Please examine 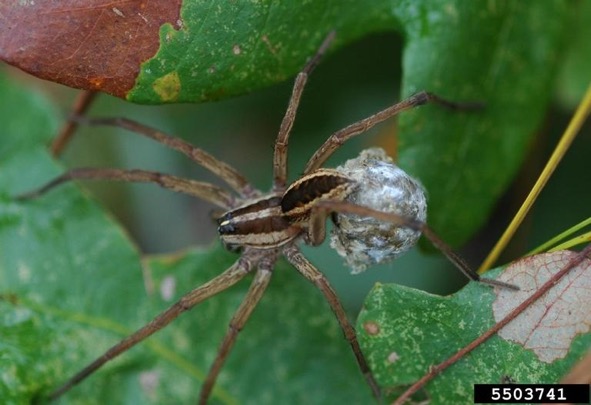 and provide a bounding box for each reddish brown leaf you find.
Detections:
[493,251,591,363]
[0,0,181,98]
